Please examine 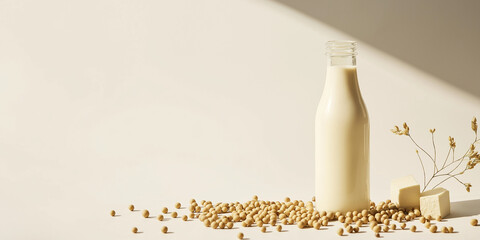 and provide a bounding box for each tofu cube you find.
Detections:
[420,188,450,218]
[391,175,420,208]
